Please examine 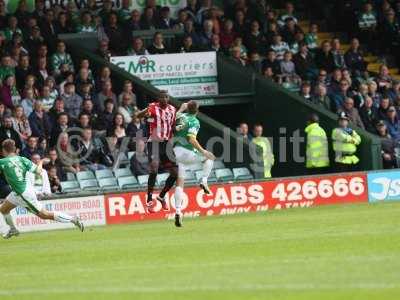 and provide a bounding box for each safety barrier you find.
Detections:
[10,168,400,233]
